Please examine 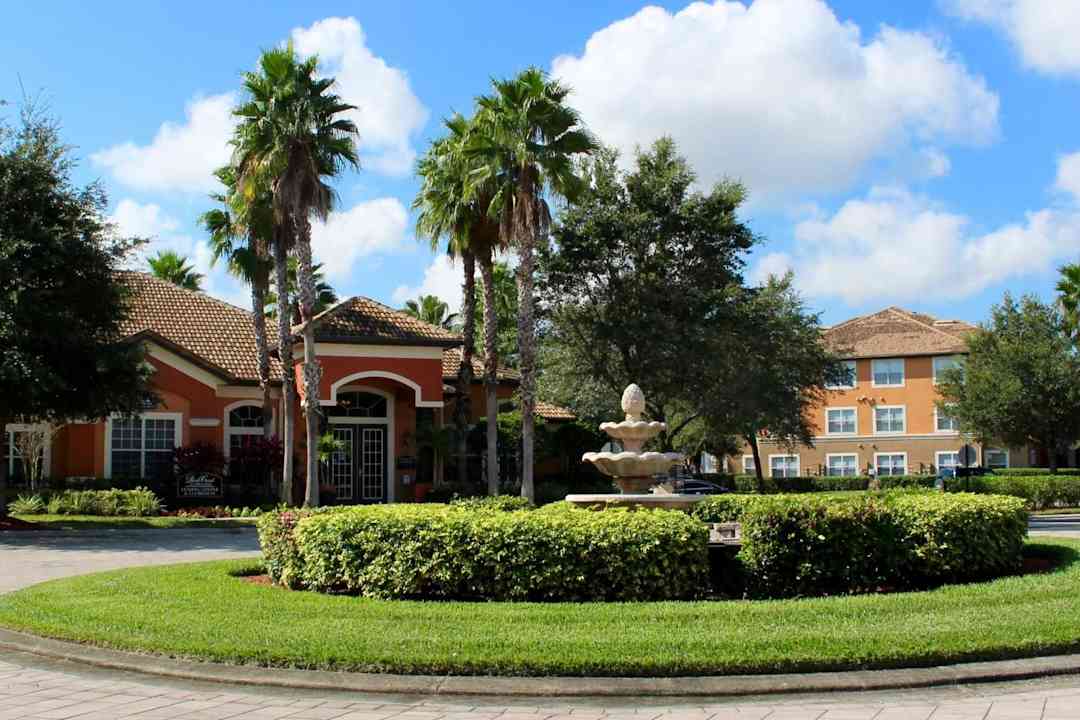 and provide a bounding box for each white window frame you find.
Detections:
[326,385,396,503]
[826,360,857,390]
[741,454,756,474]
[936,449,977,472]
[223,401,277,460]
[3,423,52,482]
[104,412,182,479]
[768,454,800,478]
[874,452,908,477]
[871,358,905,388]
[825,406,858,436]
[932,355,962,385]
[984,448,1010,469]
[825,453,859,477]
[873,405,906,435]
[934,405,960,434]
